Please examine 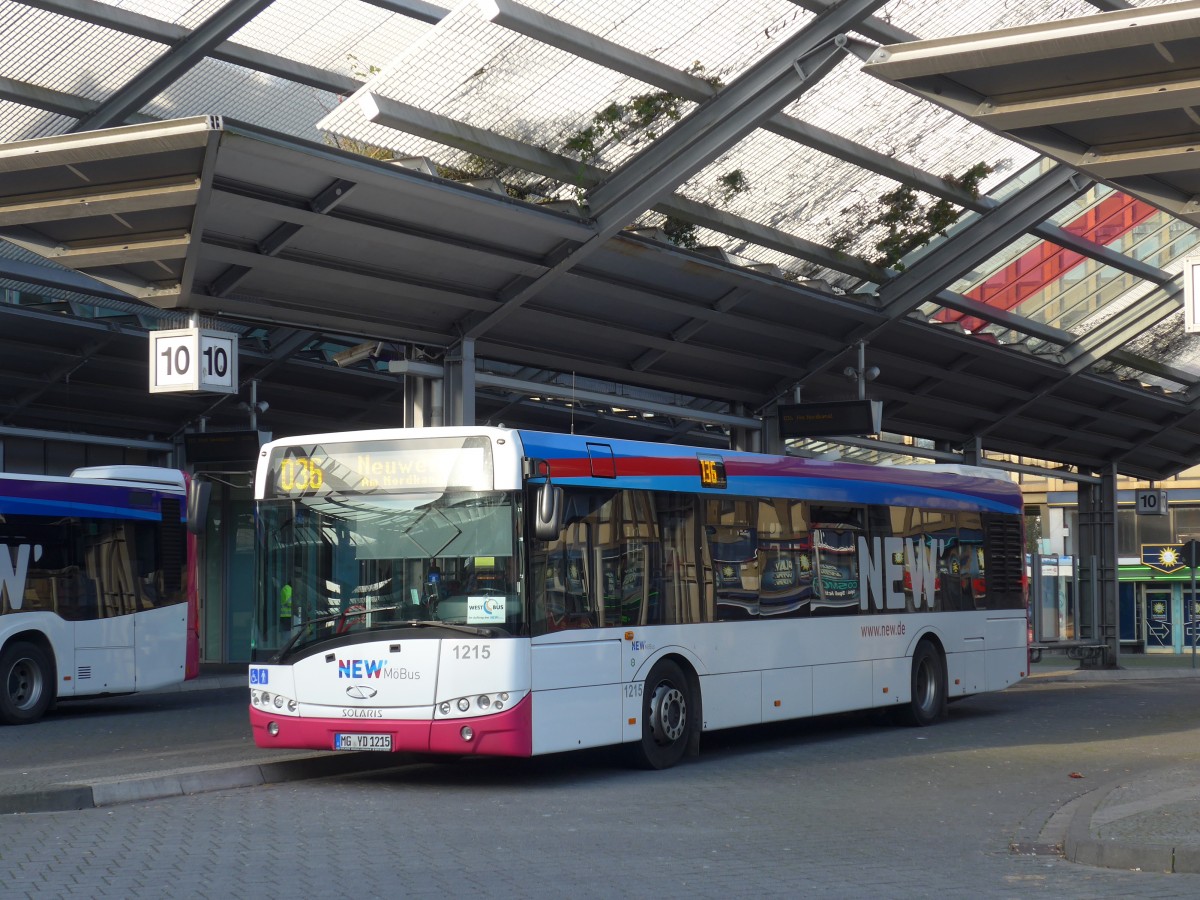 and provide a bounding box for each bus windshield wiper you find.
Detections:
[276,610,495,659]
[398,620,496,637]
[274,604,408,660]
